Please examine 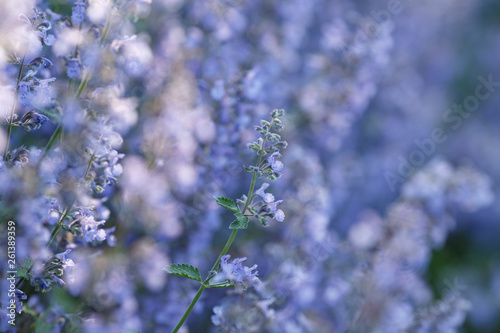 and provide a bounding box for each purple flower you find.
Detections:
[80,215,106,242]
[254,183,285,223]
[211,255,260,289]
[55,250,76,269]
[19,110,49,131]
[52,275,65,286]
[274,209,285,222]
[268,152,283,172]
[18,81,32,106]
[267,199,283,213]
[15,289,27,314]
[256,183,275,203]
[67,58,80,79]
[71,1,86,24]
[211,80,225,100]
